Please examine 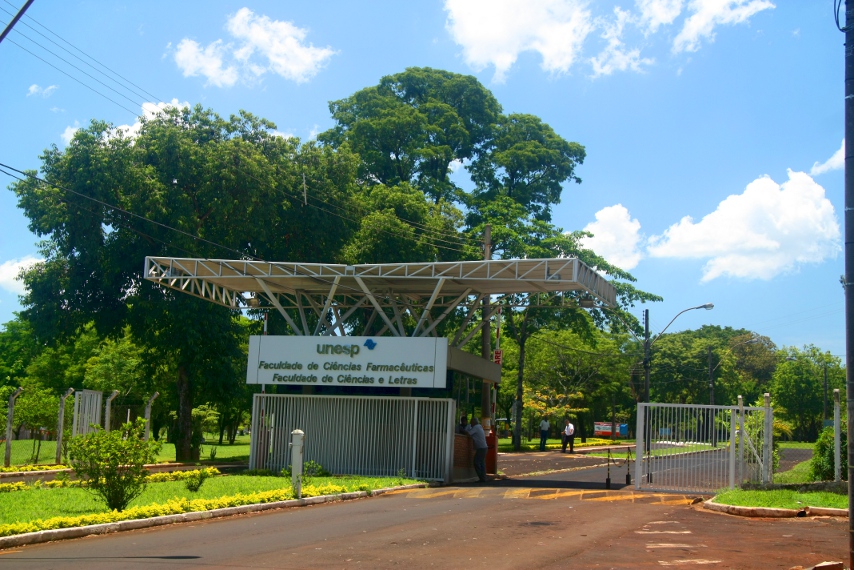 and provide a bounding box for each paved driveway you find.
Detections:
[0,463,845,569]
